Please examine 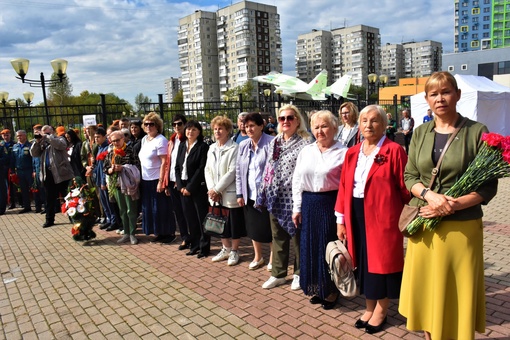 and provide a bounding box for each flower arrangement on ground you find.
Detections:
[406,132,510,235]
[61,177,97,241]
